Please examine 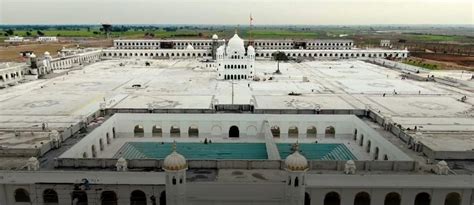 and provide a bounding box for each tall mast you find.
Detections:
[249,13,253,46]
